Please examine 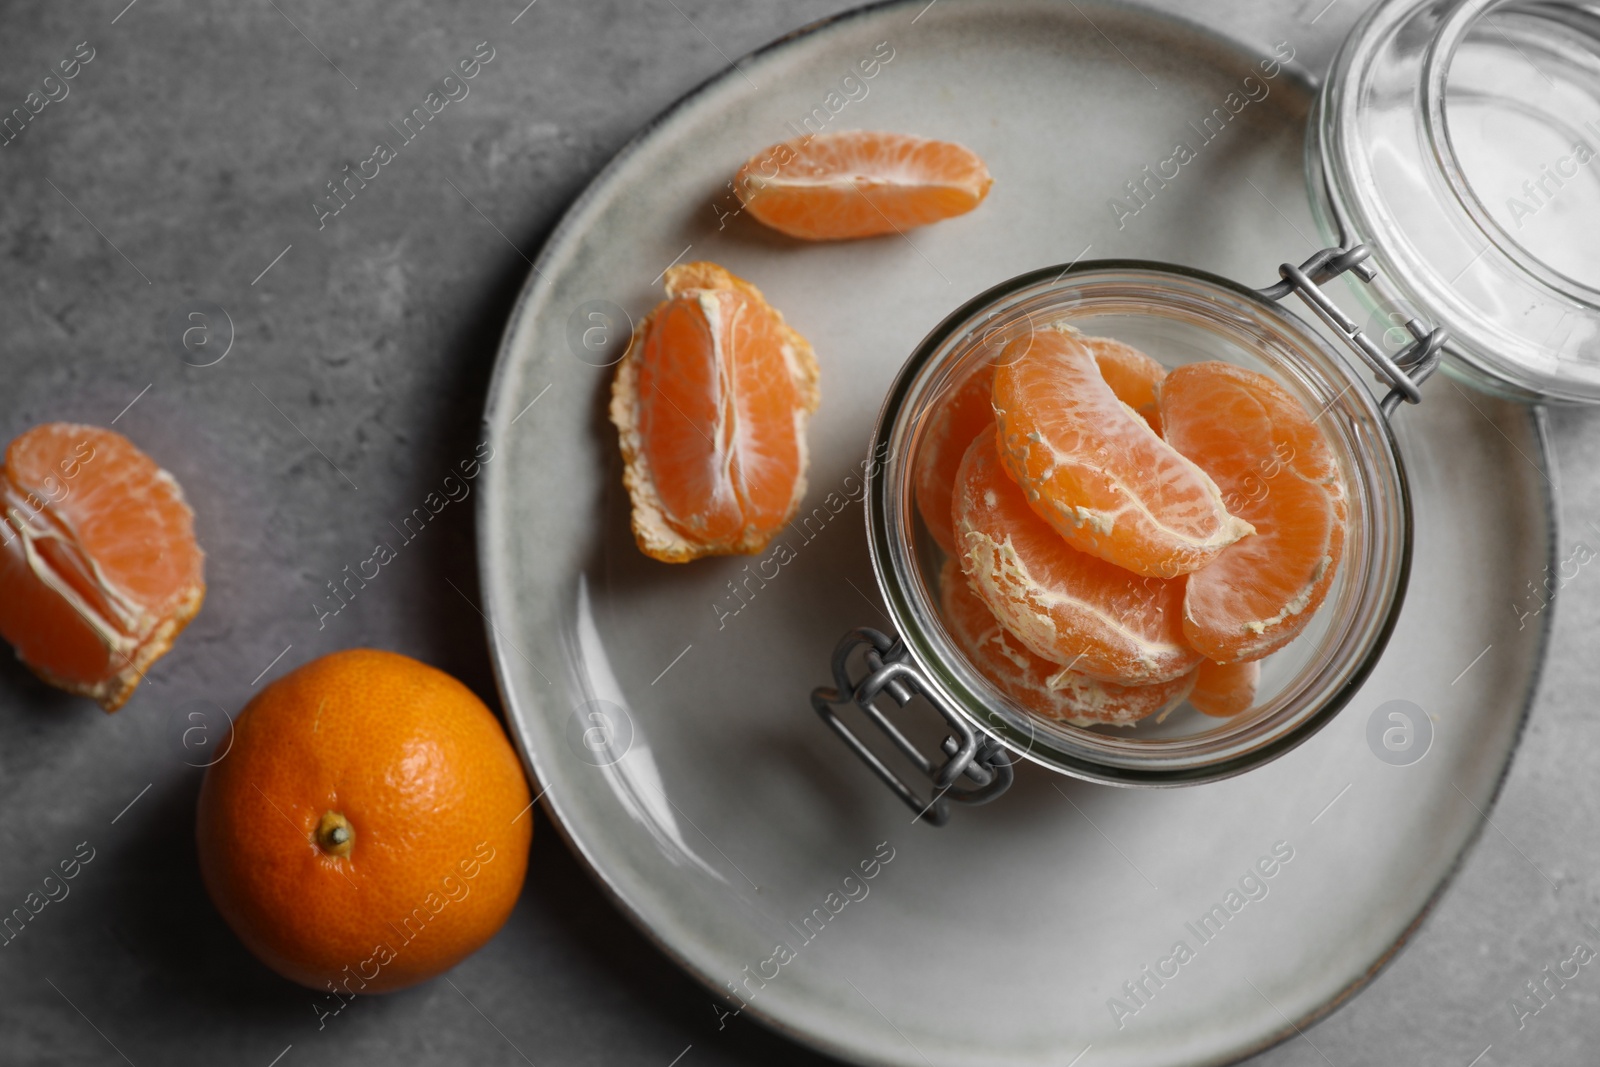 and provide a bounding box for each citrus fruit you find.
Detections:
[1077,333,1166,435]
[734,130,992,240]
[196,649,532,994]
[1189,659,1260,718]
[1158,362,1346,662]
[915,364,999,555]
[992,325,1253,578]
[610,261,819,562]
[915,336,1164,554]
[939,560,1196,727]
[0,423,204,711]
[952,430,1200,685]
